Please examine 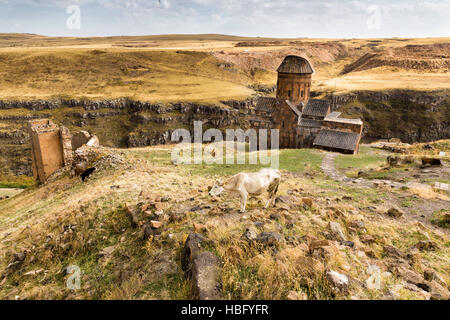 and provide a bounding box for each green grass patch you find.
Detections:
[335,146,386,178]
